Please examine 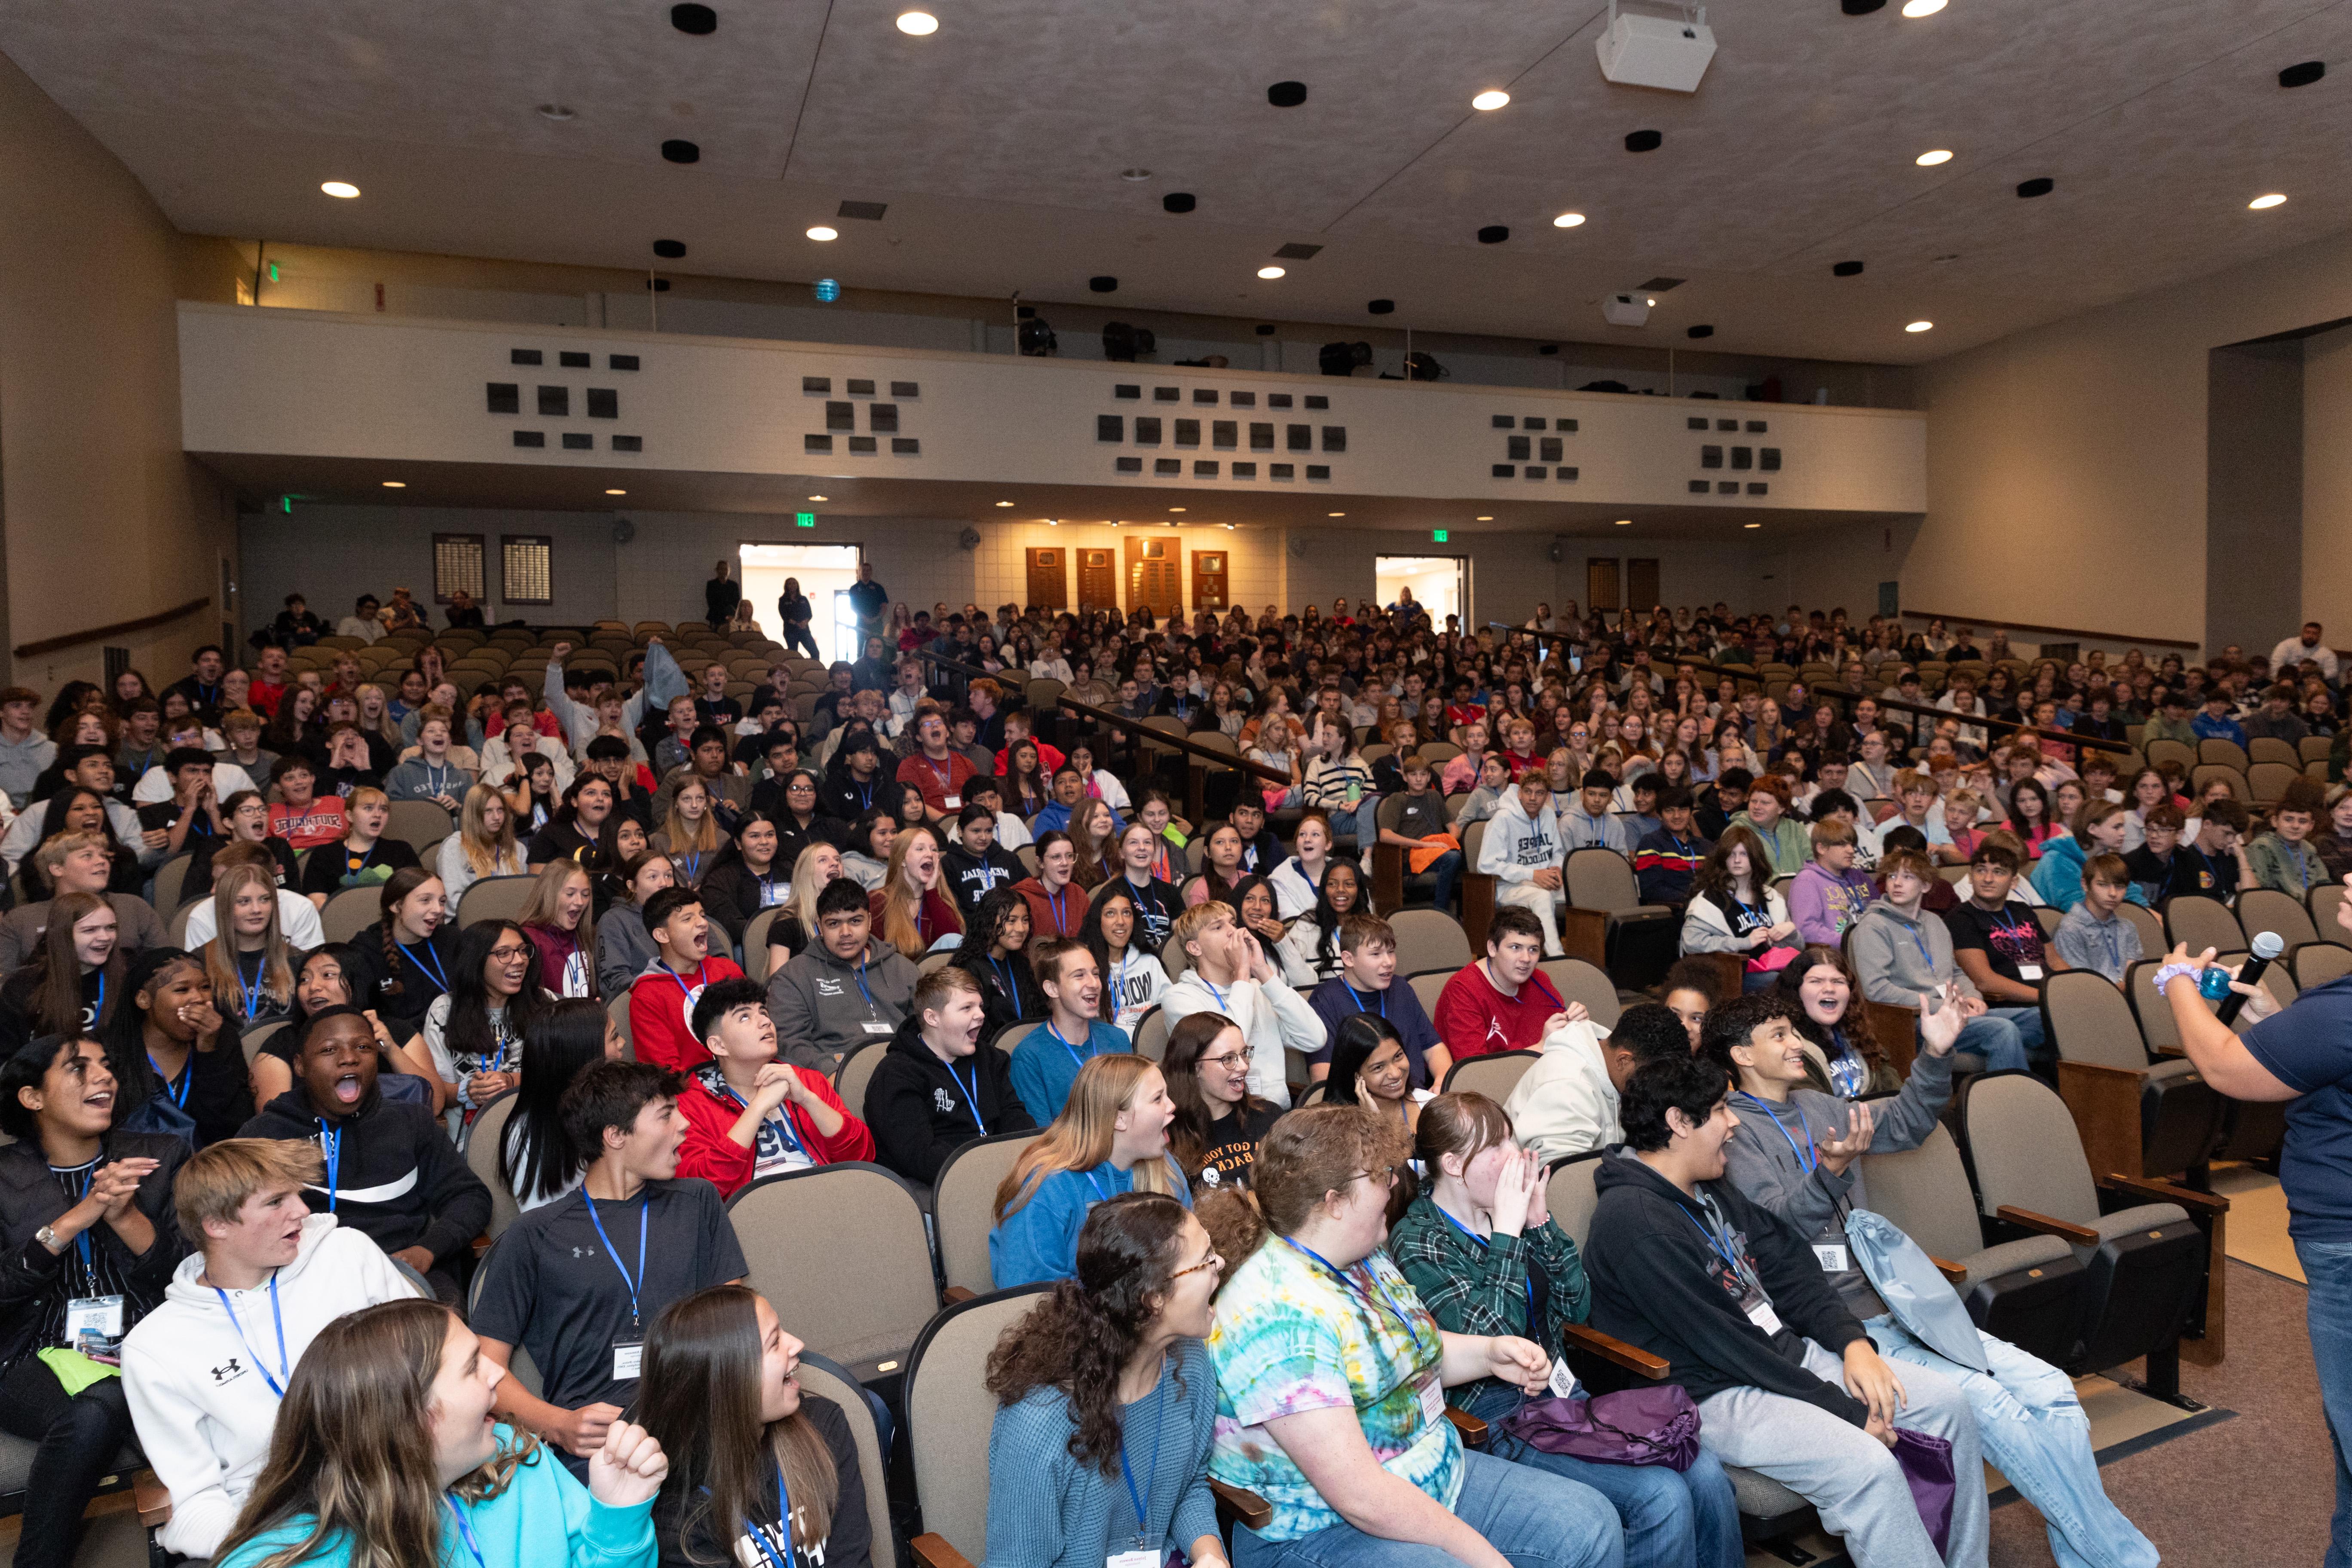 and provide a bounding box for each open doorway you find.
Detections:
[738,543,863,662]
[1375,555,1468,629]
